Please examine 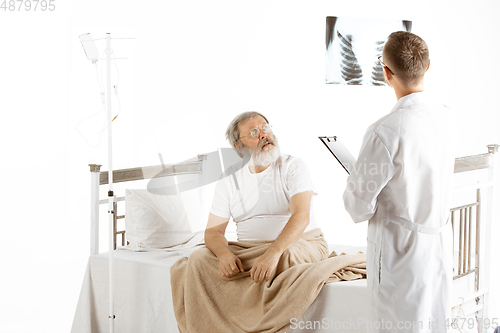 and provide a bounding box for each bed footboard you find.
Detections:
[451,144,498,332]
